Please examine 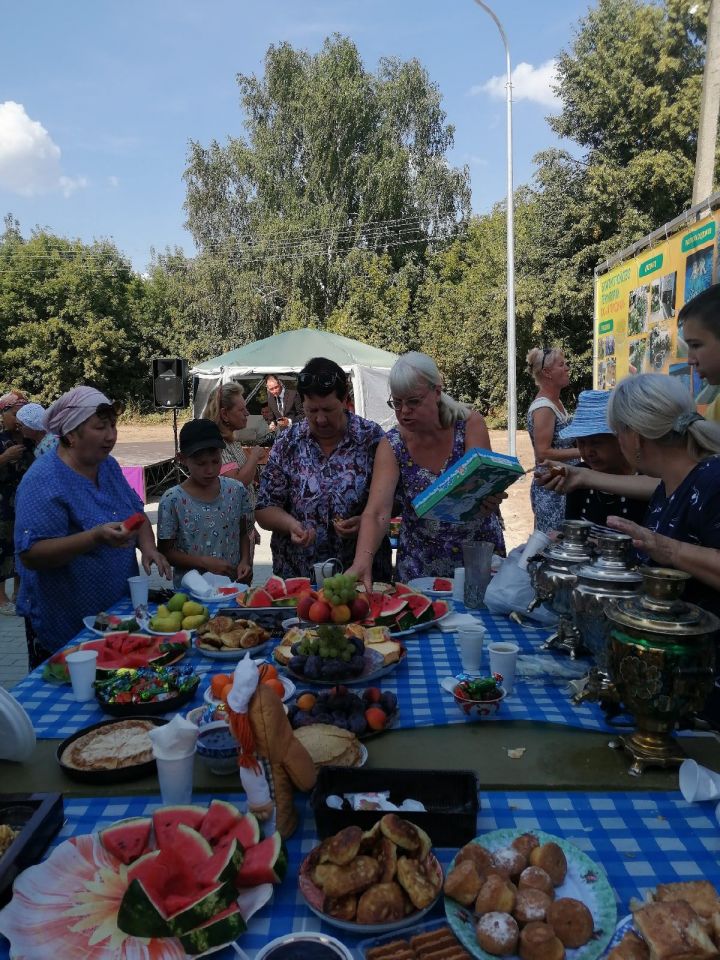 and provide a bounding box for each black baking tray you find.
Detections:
[56,715,168,784]
[218,605,291,635]
[310,767,479,847]
[0,792,64,906]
